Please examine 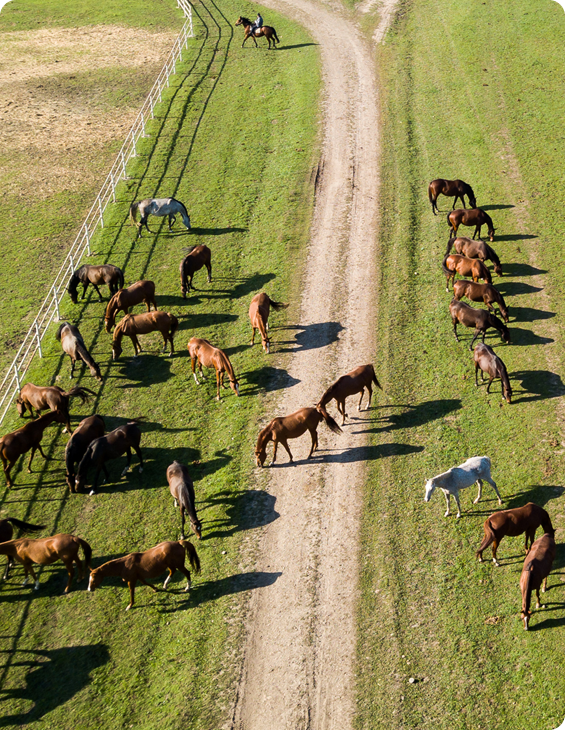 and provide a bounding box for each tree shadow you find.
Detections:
[511,370,565,403]
[509,328,554,347]
[505,485,565,510]
[242,366,301,395]
[351,399,461,435]
[480,204,515,211]
[496,281,542,297]
[201,489,279,539]
[502,263,546,277]
[509,307,555,324]
[277,321,344,352]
